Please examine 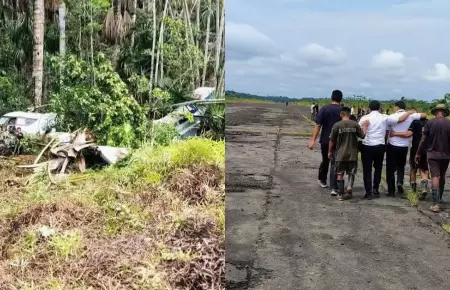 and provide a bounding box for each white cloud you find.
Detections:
[226,22,273,44]
[372,50,405,69]
[226,22,279,60]
[225,0,450,99]
[425,63,450,82]
[298,43,346,65]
